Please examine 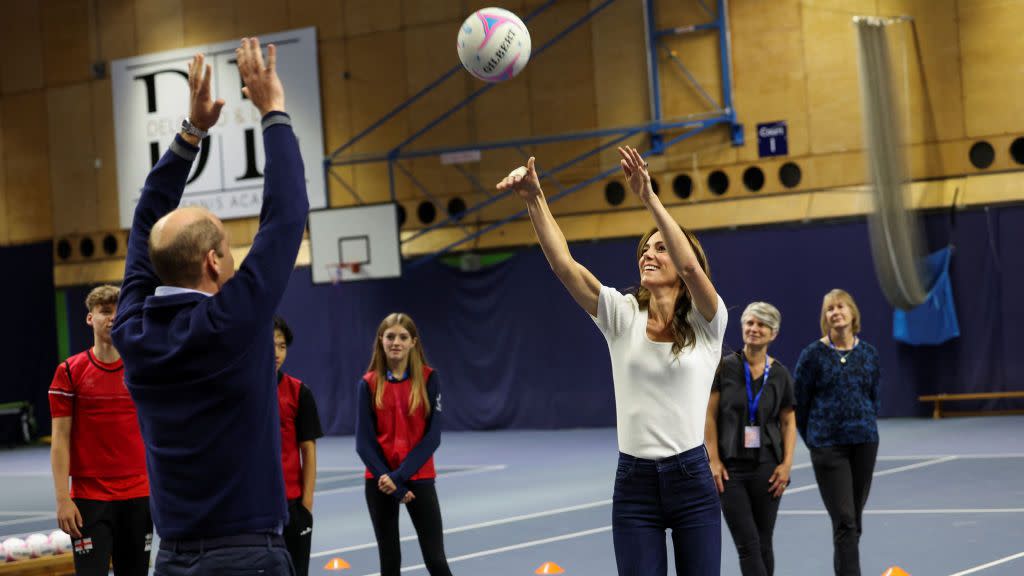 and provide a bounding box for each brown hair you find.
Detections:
[635,226,711,355]
[367,313,430,416]
[85,285,119,311]
[148,217,224,287]
[819,288,862,336]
